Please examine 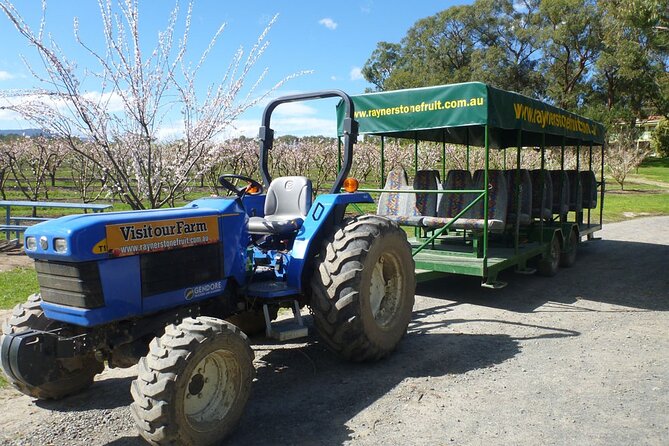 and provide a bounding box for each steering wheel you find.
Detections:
[218,174,264,197]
